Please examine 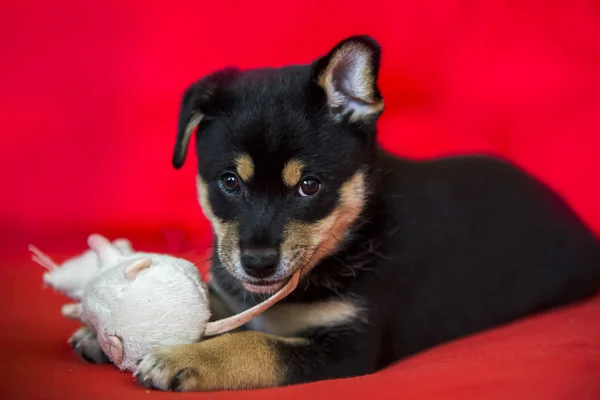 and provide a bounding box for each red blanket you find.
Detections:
[1,242,599,400]
[1,0,599,398]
